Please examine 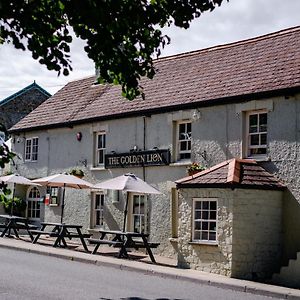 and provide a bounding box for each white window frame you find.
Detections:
[25,137,39,162]
[177,121,192,161]
[192,198,218,244]
[246,110,268,158]
[92,193,105,228]
[131,194,146,234]
[27,187,41,220]
[47,187,60,206]
[95,132,106,166]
